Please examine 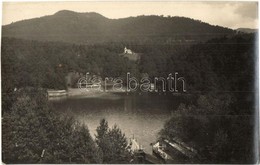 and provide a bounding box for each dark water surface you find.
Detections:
[51,92,191,154]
